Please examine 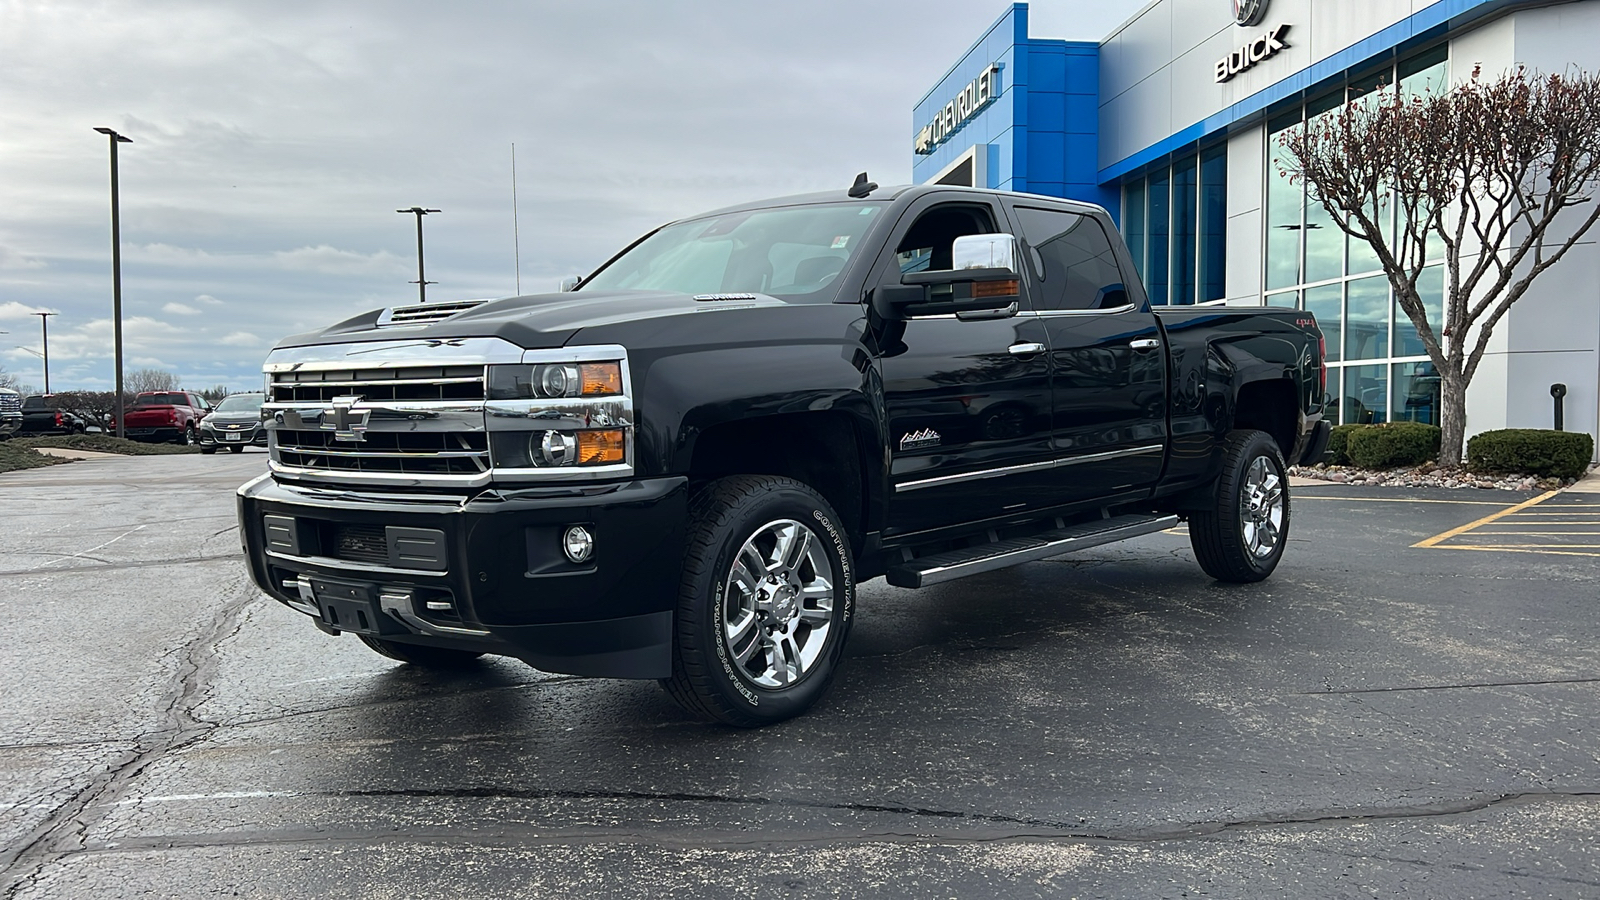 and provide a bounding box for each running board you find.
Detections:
[885,514,1182,589]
